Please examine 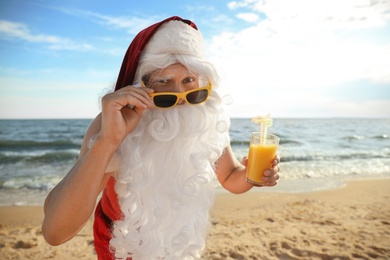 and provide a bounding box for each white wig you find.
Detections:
[134,20,220,87]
